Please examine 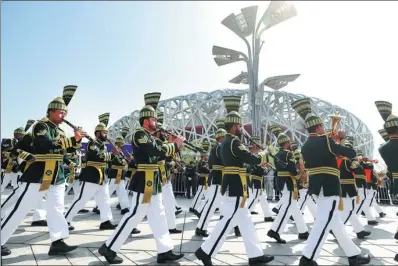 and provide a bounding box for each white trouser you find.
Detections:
[196,187,209,214]
[265,173,275,200]
[108,179,129,210]
[190,185,206,211]
[341,196,365,233]
[302,193,361,261]
[1,183,68,245]
[1,172,19,192]
[65,179,80,195]
[275,194,283,210]
[355,187,366,215]
[197,185,222,230]
[258,190,273,218]
[201,196,264,259]
[363,187,379,221]
[367,188,383,213]
[1,185,48,221]
[298,188,317,217]
[270,186,308,234]
[105,193,173,253]
[162,182,177,230]
[65,181,112,223]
